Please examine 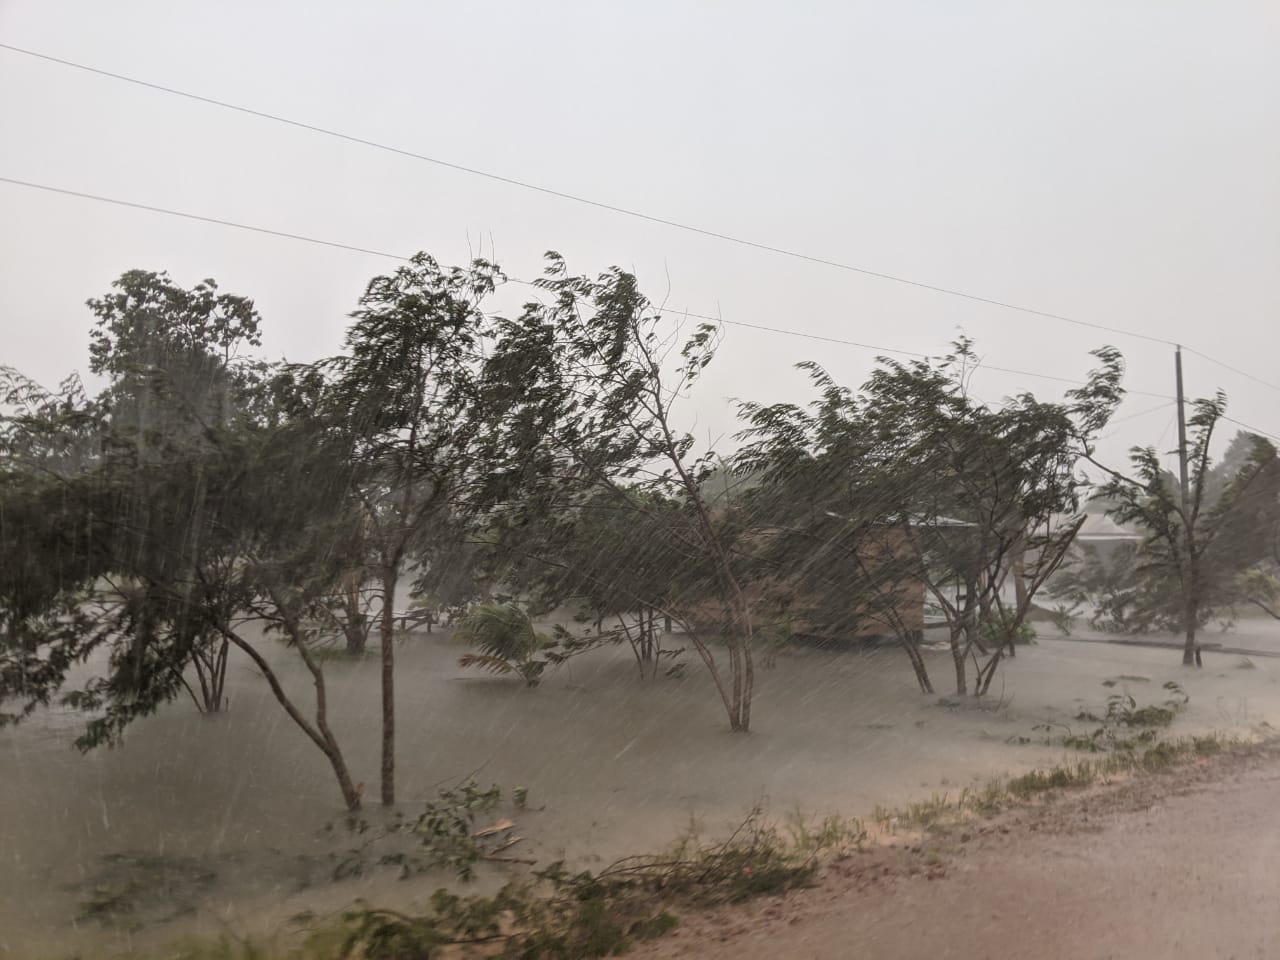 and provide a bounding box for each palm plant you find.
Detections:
[456,603,555,687]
